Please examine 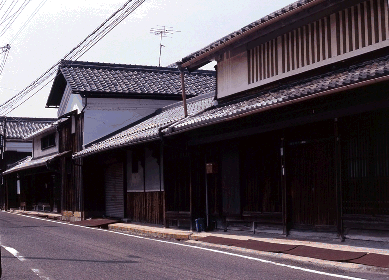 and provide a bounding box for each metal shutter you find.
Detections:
[104,162,124,218]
